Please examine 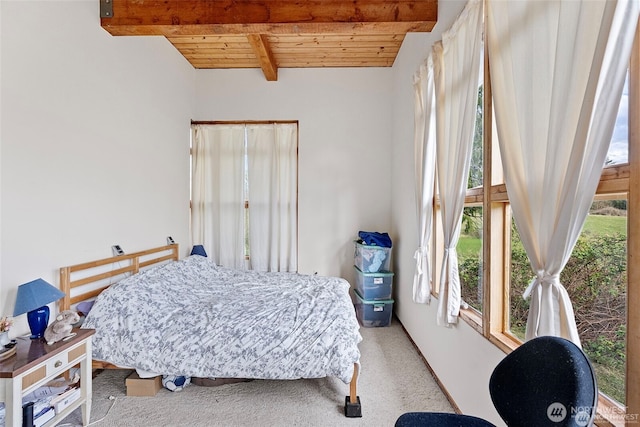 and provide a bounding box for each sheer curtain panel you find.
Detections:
[191,124,246,268]
[433,0,483,327]
[412,55,437,304]
[487,0,639,344]
[246,123,298,272]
